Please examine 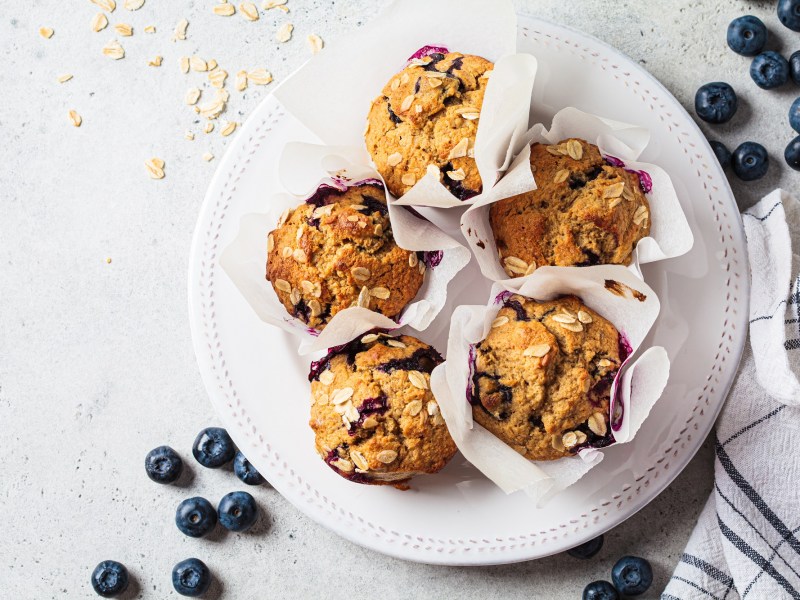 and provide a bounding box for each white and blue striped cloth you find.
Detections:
[663,190,800,599]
